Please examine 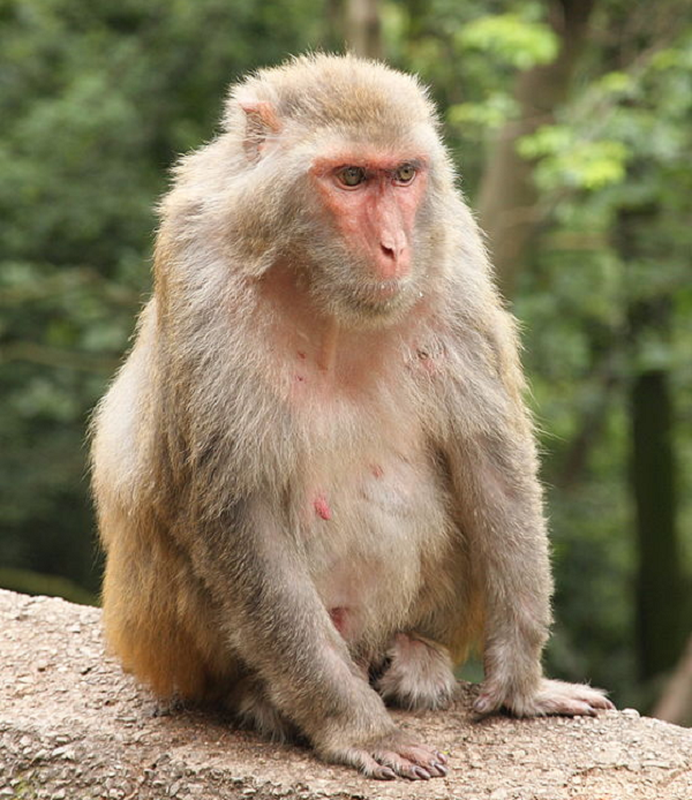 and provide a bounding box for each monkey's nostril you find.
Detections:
[381,244,396,259]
